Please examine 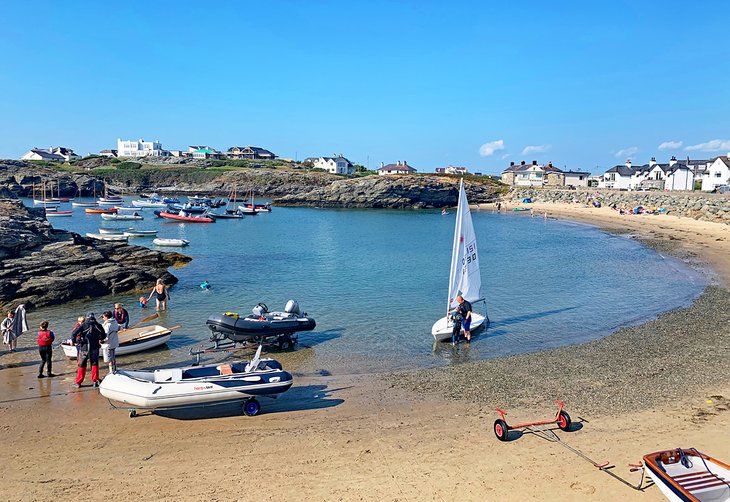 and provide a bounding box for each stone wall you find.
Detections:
[507,188,730,223]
